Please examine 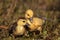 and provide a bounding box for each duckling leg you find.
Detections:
[24,31,30,37]
[37,26,42,34]
[33,27,42,36]
[13,31,23,38]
